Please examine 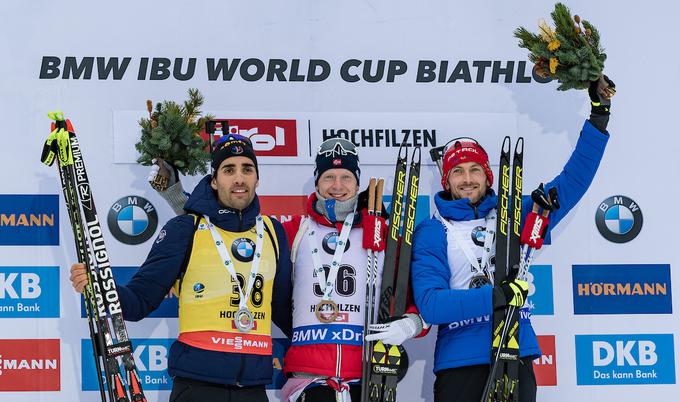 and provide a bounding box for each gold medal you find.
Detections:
[315,300,339,323]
